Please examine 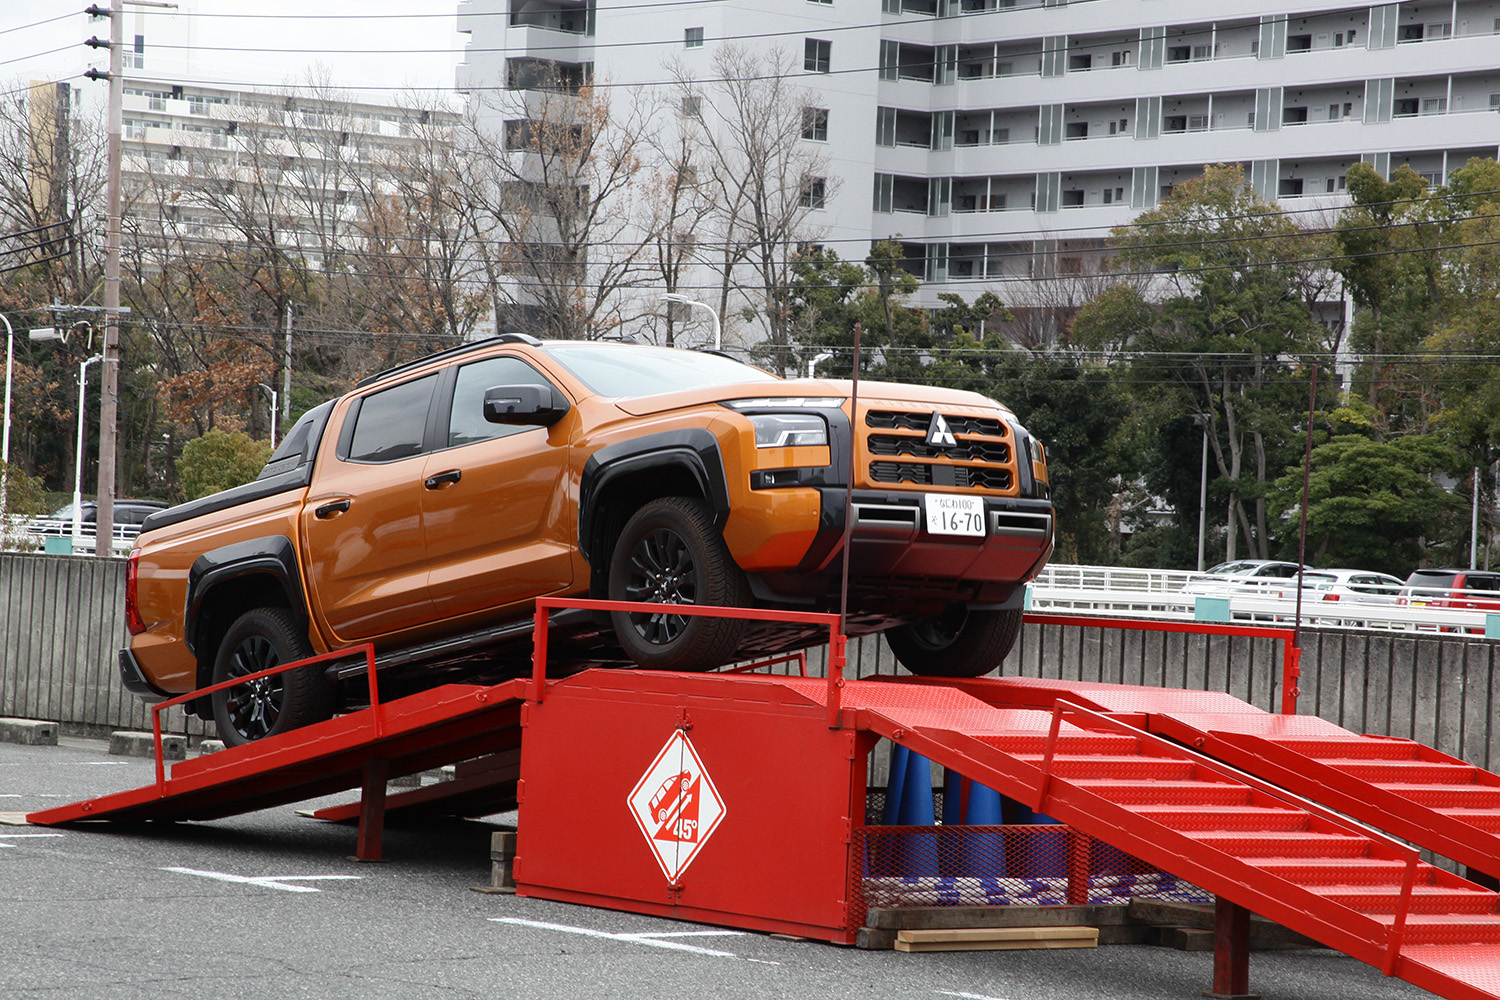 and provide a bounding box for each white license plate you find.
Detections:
[925,494,986,536]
